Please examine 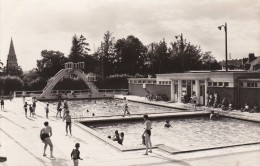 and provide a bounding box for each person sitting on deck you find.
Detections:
[220,98,228,110]
[228,102,233,111]
[164,120,172,128]
[241,103,250,112]
[249,103,259,113]
[112,130,120,141]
